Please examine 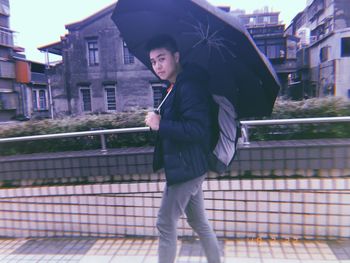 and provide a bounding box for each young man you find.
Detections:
[145,35,221,263]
